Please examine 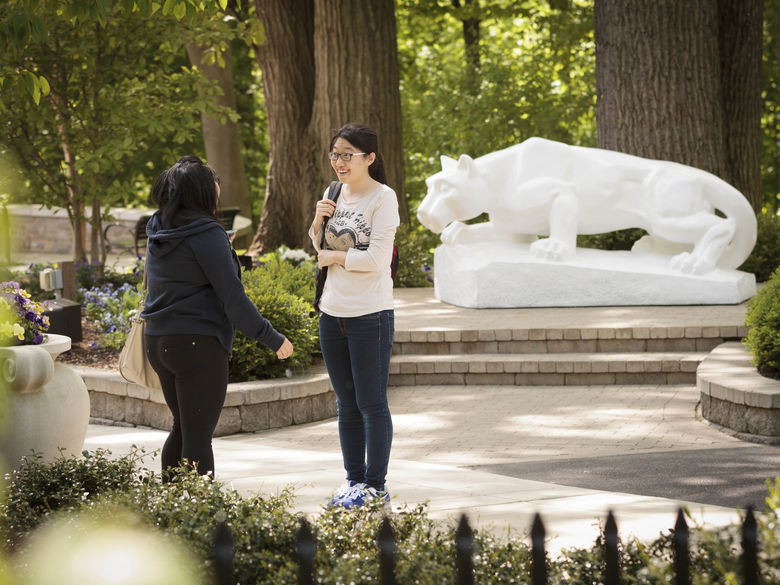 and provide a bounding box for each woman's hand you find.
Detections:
[276,337,294,360]
[314,198,337,224]
[317,250,346,268]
